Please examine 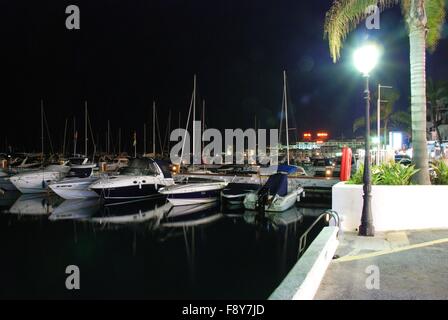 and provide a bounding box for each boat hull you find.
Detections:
[49,179,99,200]
[160,181,228,206]
[9,167,69,194]
[166,190,221,206]
[91,184,165,202]
[243,188,303,212]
